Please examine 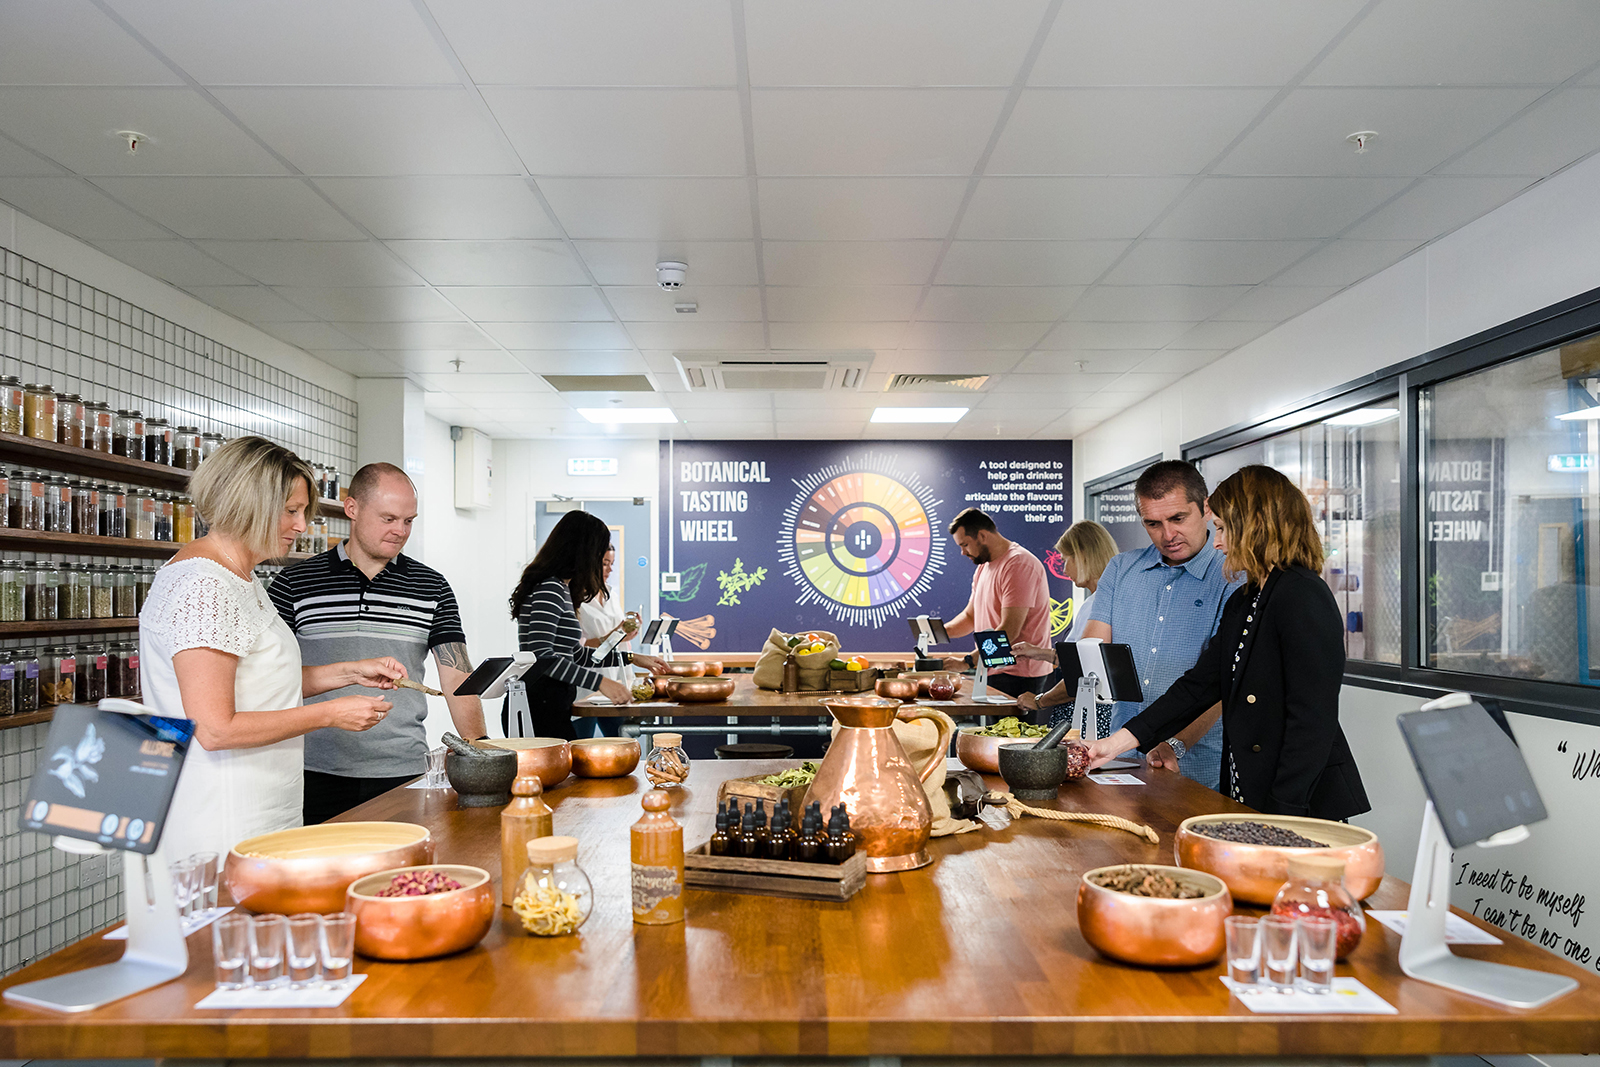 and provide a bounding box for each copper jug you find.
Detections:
[803,696,954,873]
